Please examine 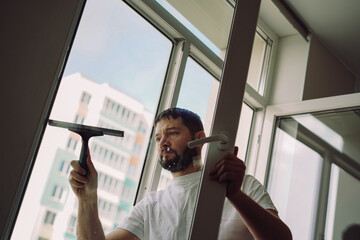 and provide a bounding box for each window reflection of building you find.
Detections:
[32,74,151,239]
